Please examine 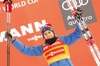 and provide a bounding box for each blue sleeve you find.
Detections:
[12,39,43,56]
[59,24,82,46]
